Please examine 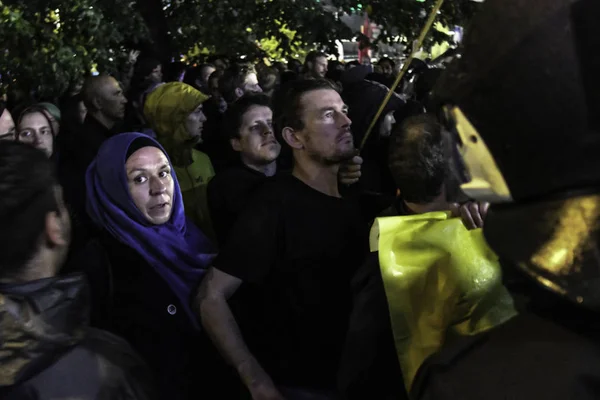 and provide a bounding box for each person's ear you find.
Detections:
[45,211,68,247]
[234,87,244,99]
[91,95,102,111]
[230,137,242,152]
[282,127,304,150]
